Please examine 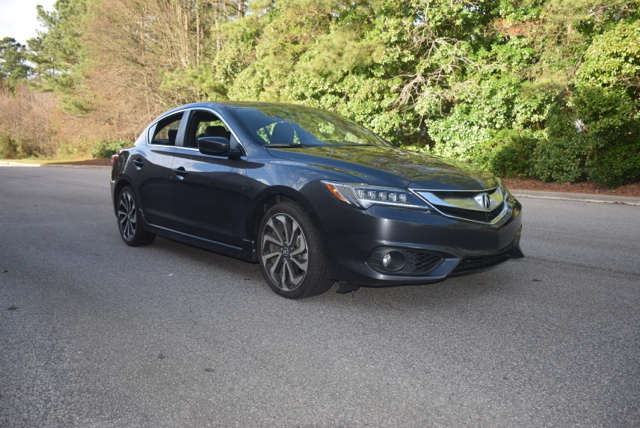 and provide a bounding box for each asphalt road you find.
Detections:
[1,166,639,427]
